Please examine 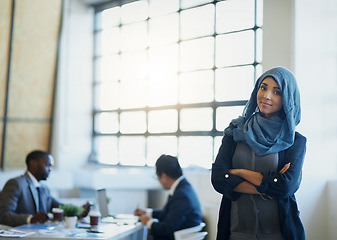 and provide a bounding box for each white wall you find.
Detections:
[293,0,337,239]
[49,0,337,240]
[263,1,337,239]
[294,0,337,177]
[263,0,294,70]
[51,0,93,170]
